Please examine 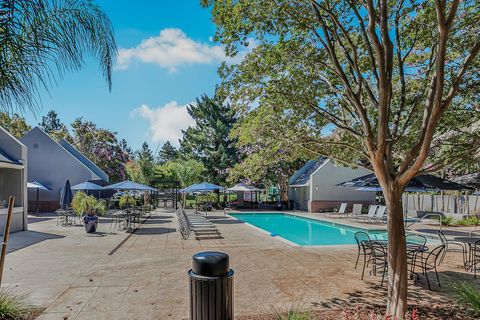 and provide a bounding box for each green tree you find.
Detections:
[0,0,116,113]
[229,105,311,201]
[39,110,73,142]
[155,159,205,188]
[202,0,480,316]
[137,142,155,185]
[71,118,130,182]
[157,141,178,164]
[179,90,237,185]
[125,160,145,184]
[0,113,31,138]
